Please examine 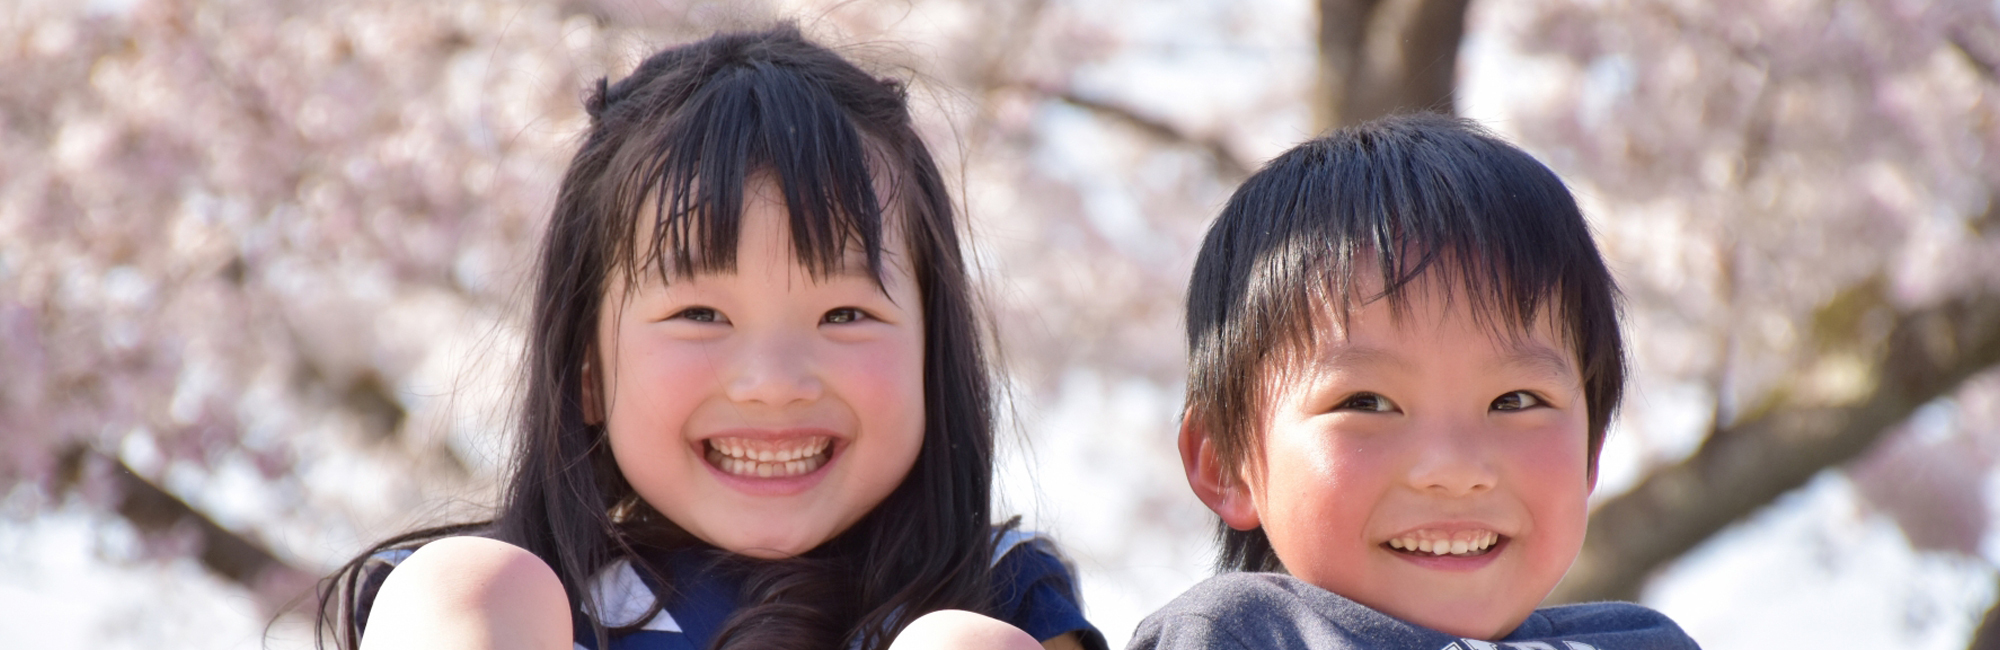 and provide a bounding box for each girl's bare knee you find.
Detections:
[890,610,1042,650]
